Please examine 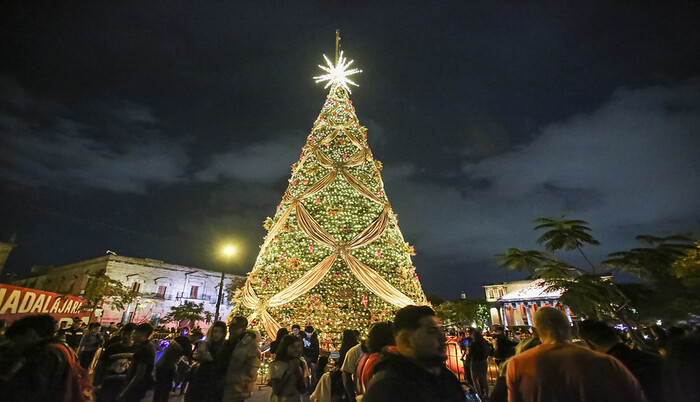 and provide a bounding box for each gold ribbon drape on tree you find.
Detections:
[244,200,416,337]
[268,251,339,306]
[346,203,392,248]
[295,204,338,249]
[343,252,415,307]
[241,252,339,338]
[340,169,384,205]
[241,118,421,338]
[259,169,338,253]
